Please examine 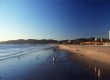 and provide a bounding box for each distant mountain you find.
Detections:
[0,39,58,44]
[0,38,109,44]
